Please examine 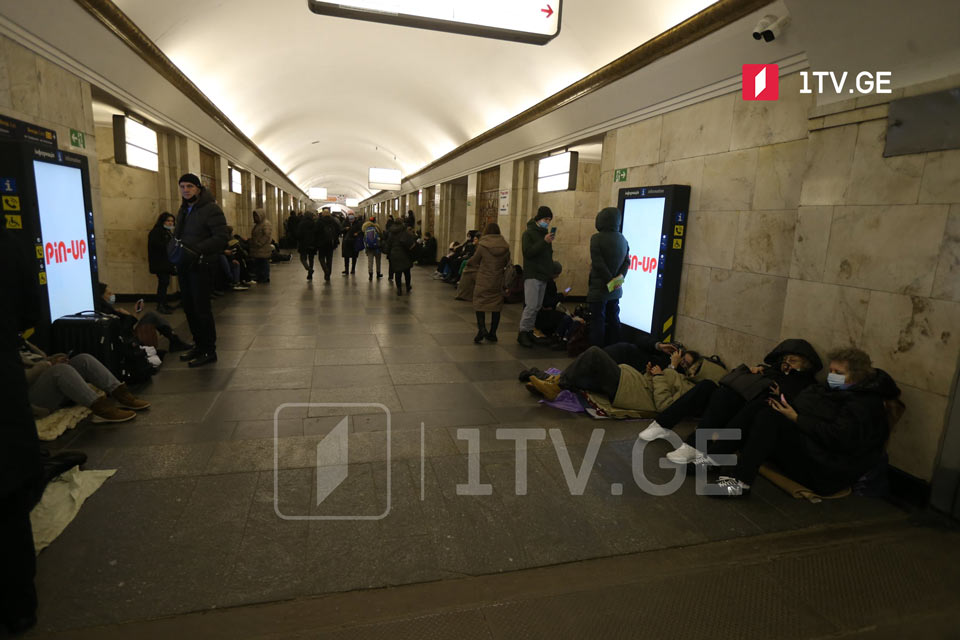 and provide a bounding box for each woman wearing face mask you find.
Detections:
[147,212,177,314]
[711,347,901,497]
